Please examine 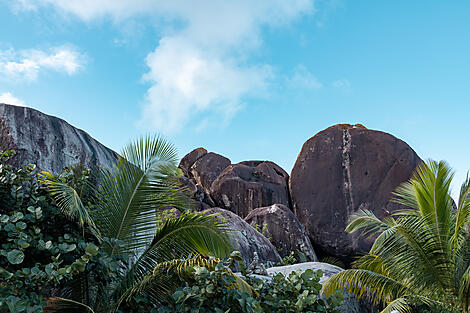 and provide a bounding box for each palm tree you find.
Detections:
[323,160,470,313]
[39,135,231,312]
